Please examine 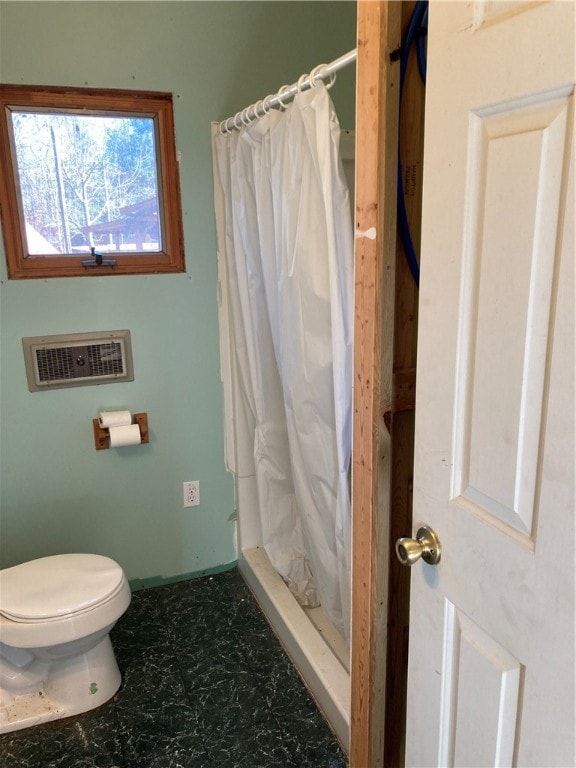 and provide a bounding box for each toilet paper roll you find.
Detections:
[109,423,142,447]
[99,410,132,429]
